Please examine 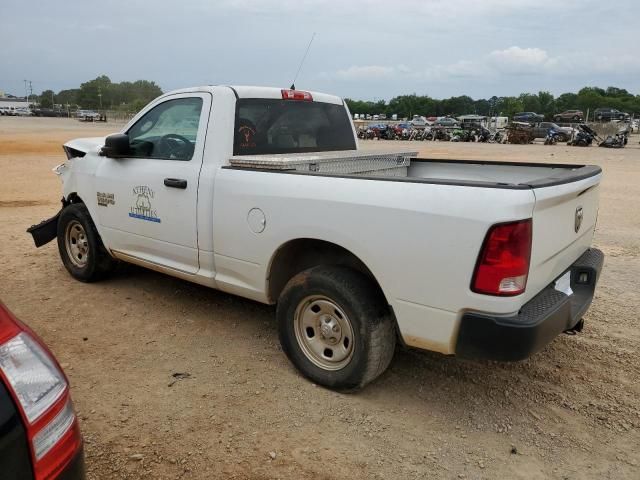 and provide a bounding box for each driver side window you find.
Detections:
[127,97,203,161]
